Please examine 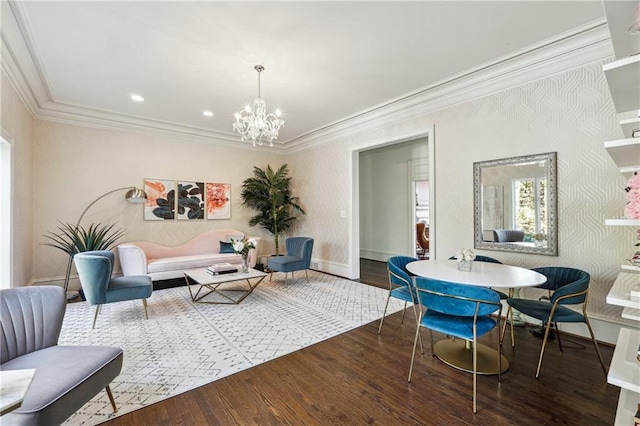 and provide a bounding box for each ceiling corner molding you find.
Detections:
[284,20,612,154]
